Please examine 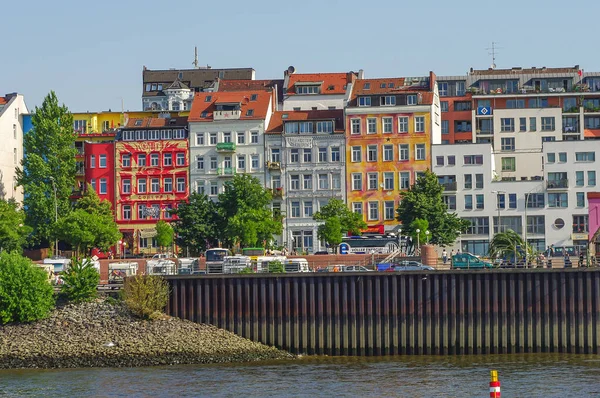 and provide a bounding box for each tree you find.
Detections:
[316,217,343,254]
[60,257,100,303]
[488,230,531,262]
[171,193,220,256]
[16,91,77,247]
[410,218,430,245]
[396,170,469,246]
[218,175,282,248]
[313,198,367,236]
[0,199,31,253]
[155,220,174,253]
